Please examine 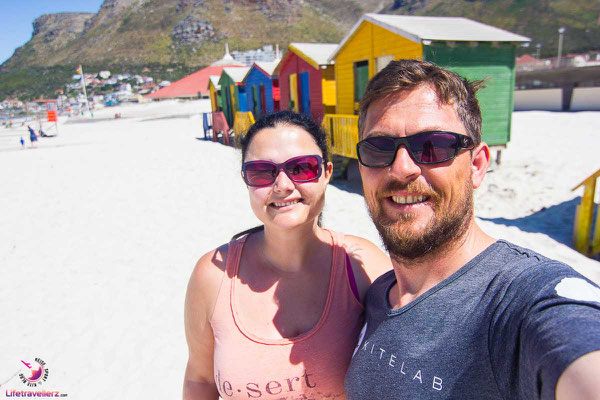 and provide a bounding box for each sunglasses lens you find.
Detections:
[285,156,321,181]
[410,132,458,163]
[244,163,277,186]
[358,137,397,167]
